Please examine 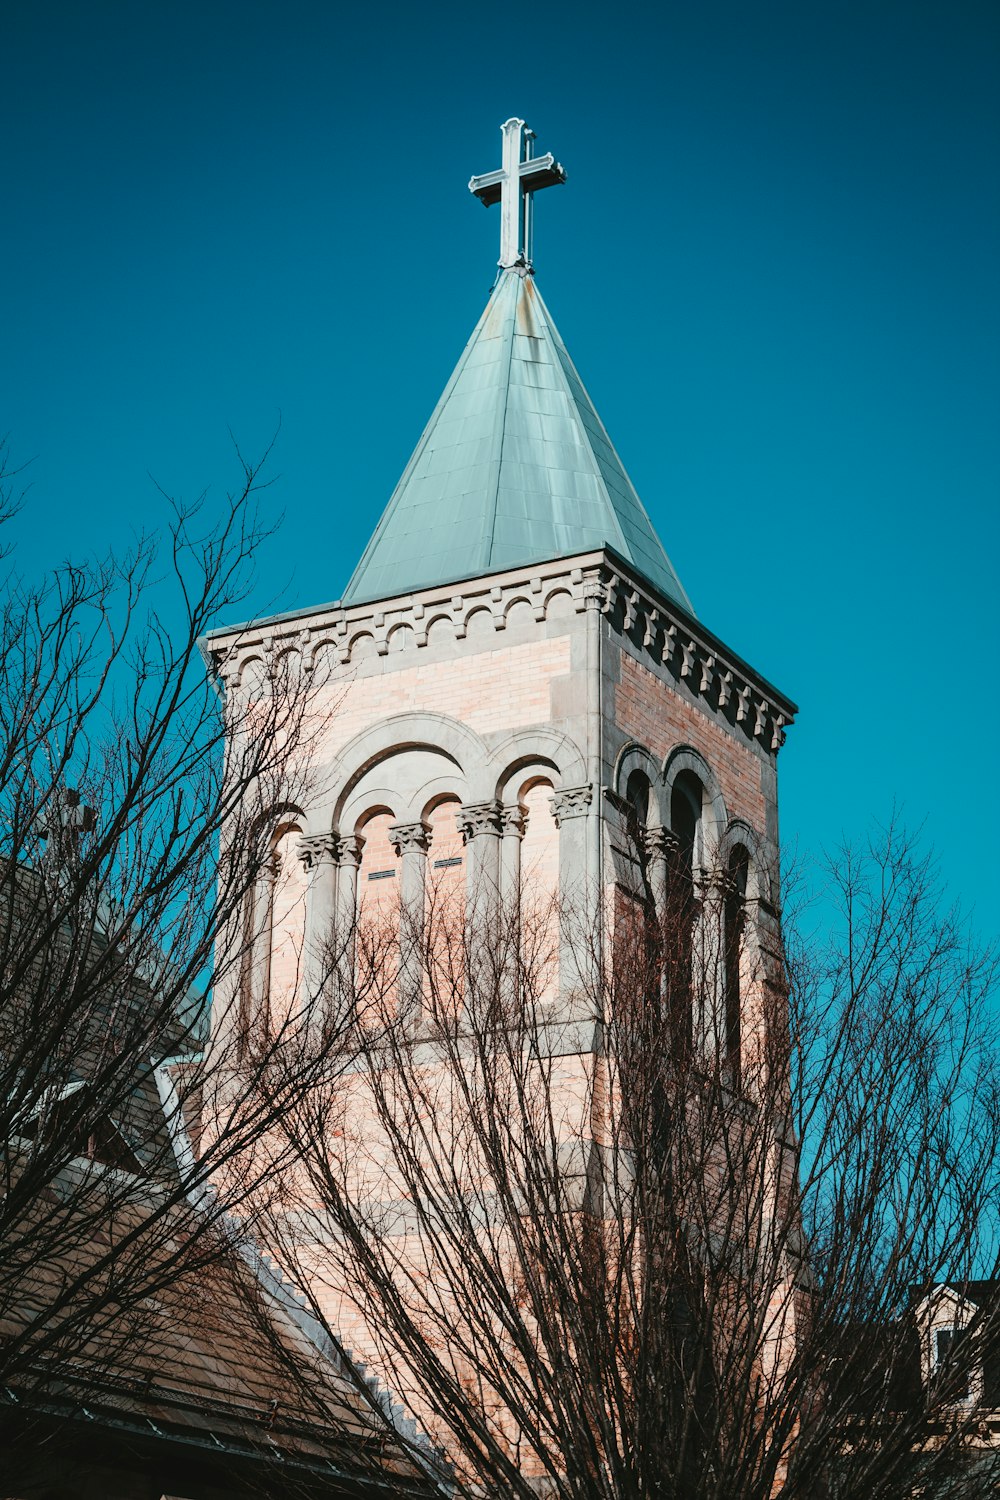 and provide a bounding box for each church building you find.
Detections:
[204,117,801,1472]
